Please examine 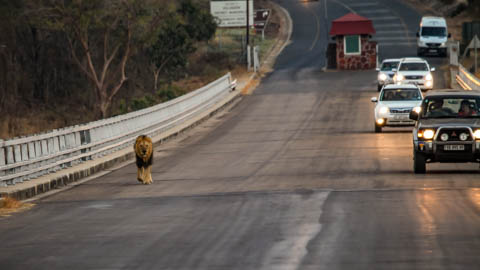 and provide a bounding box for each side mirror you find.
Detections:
[448,33,451,38]
[371,97,378,103]
[409,110,419,121]
[431,67,435,72]
[375,68,380,71]
[416,32,420,37]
